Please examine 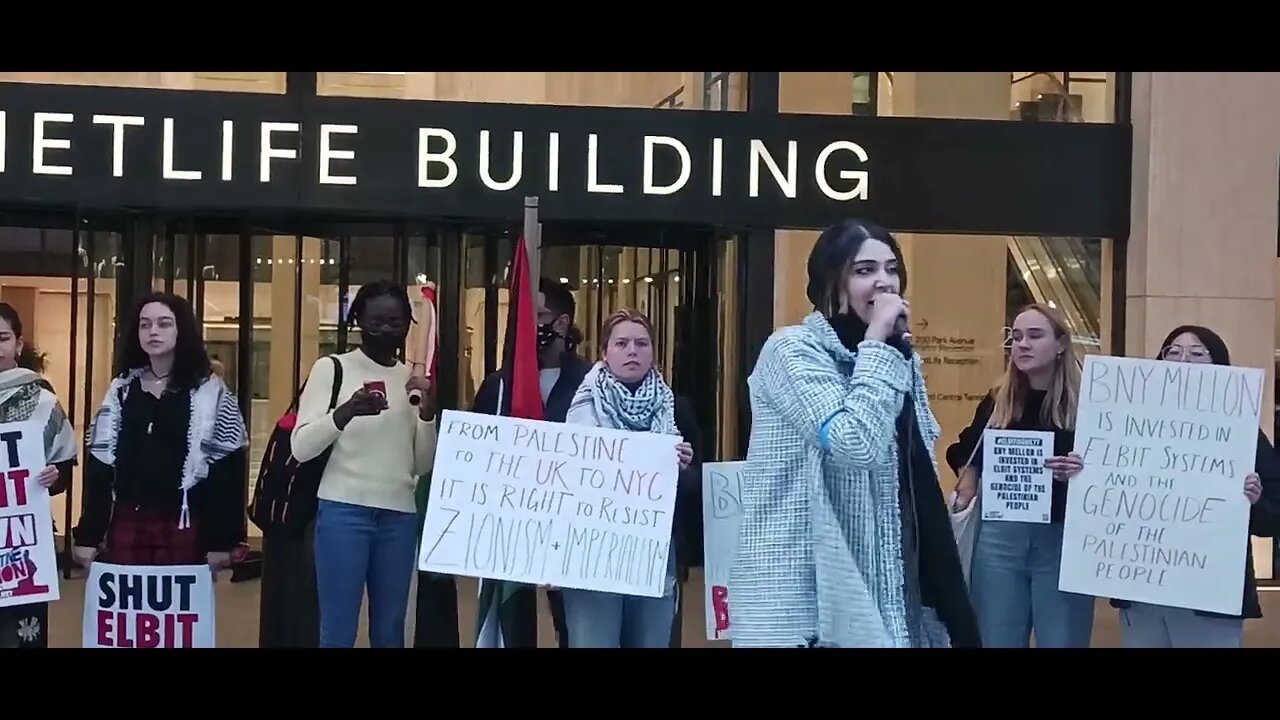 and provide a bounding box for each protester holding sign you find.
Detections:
[1106,325,1280,648]
[947,303,1093,648]
[465,279,591,649]
[559,308,698,648]
[730,219,978,648]
[73,293,248,571]
[291,280,438,648]
[0,303,76,648]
